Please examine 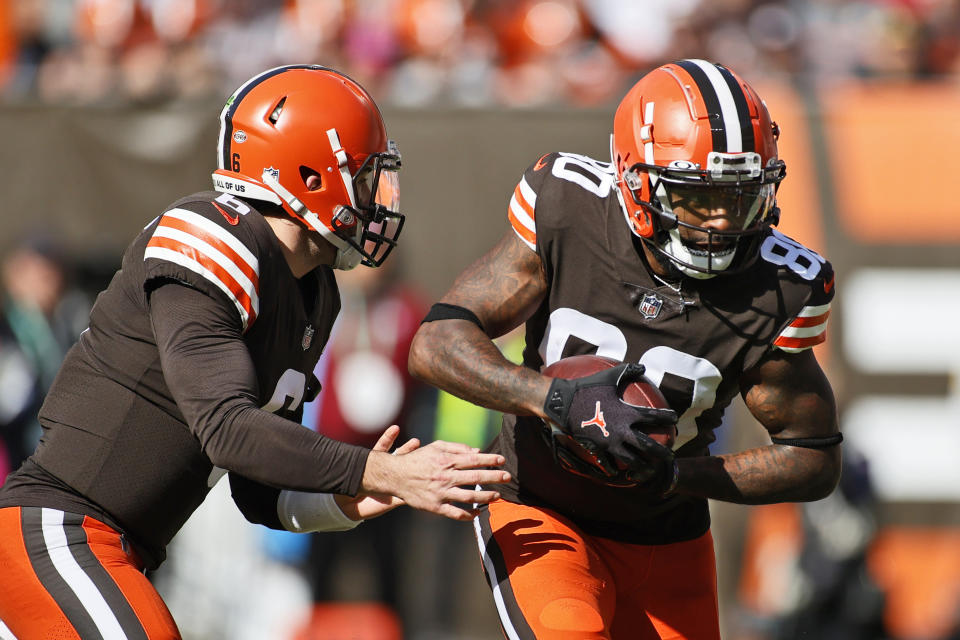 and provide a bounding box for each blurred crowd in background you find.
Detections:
[3,0,960,109]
